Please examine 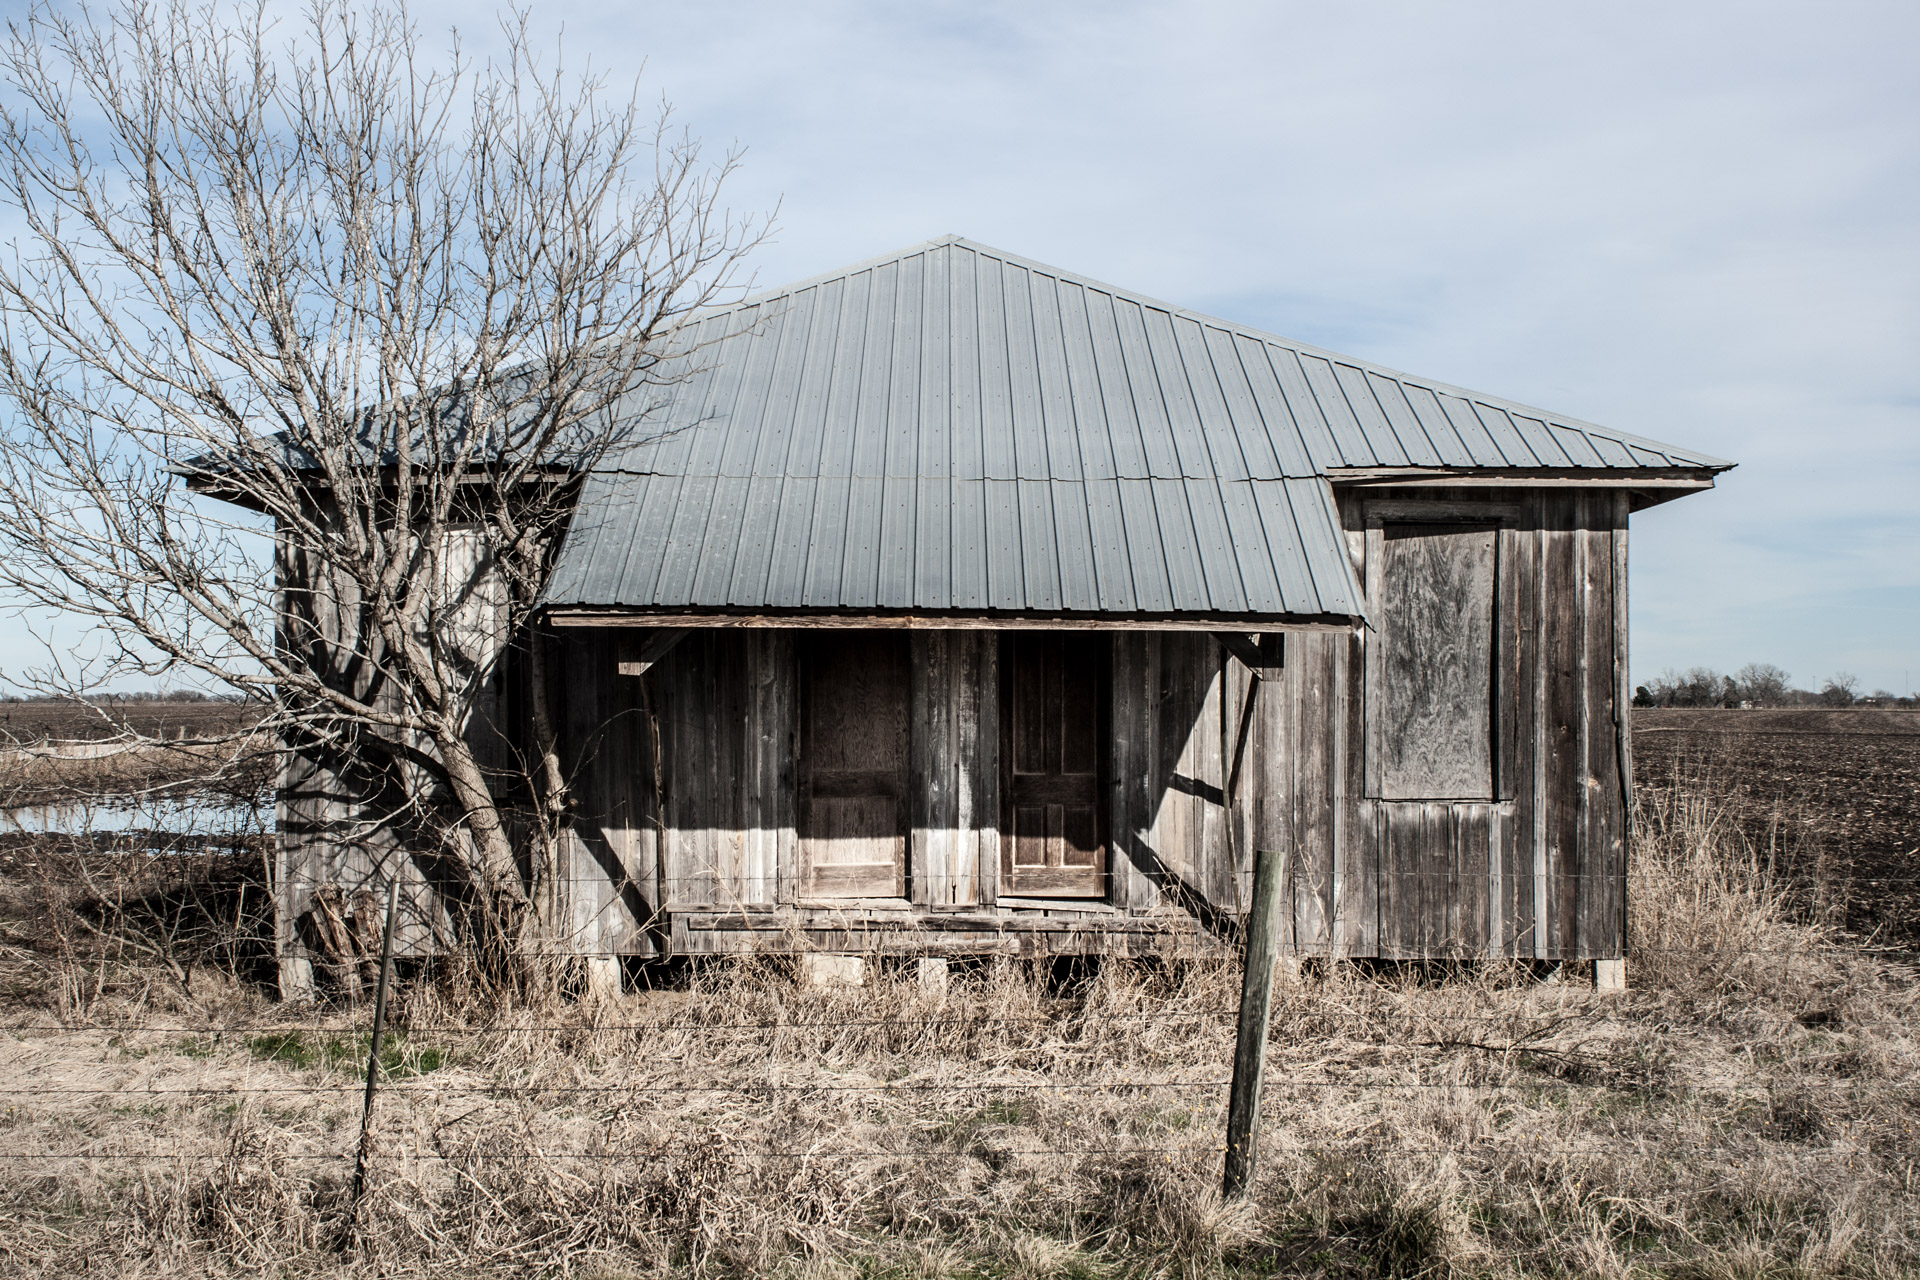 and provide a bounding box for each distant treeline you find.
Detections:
[1633,664,1914,709]
[0,690,248,704]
